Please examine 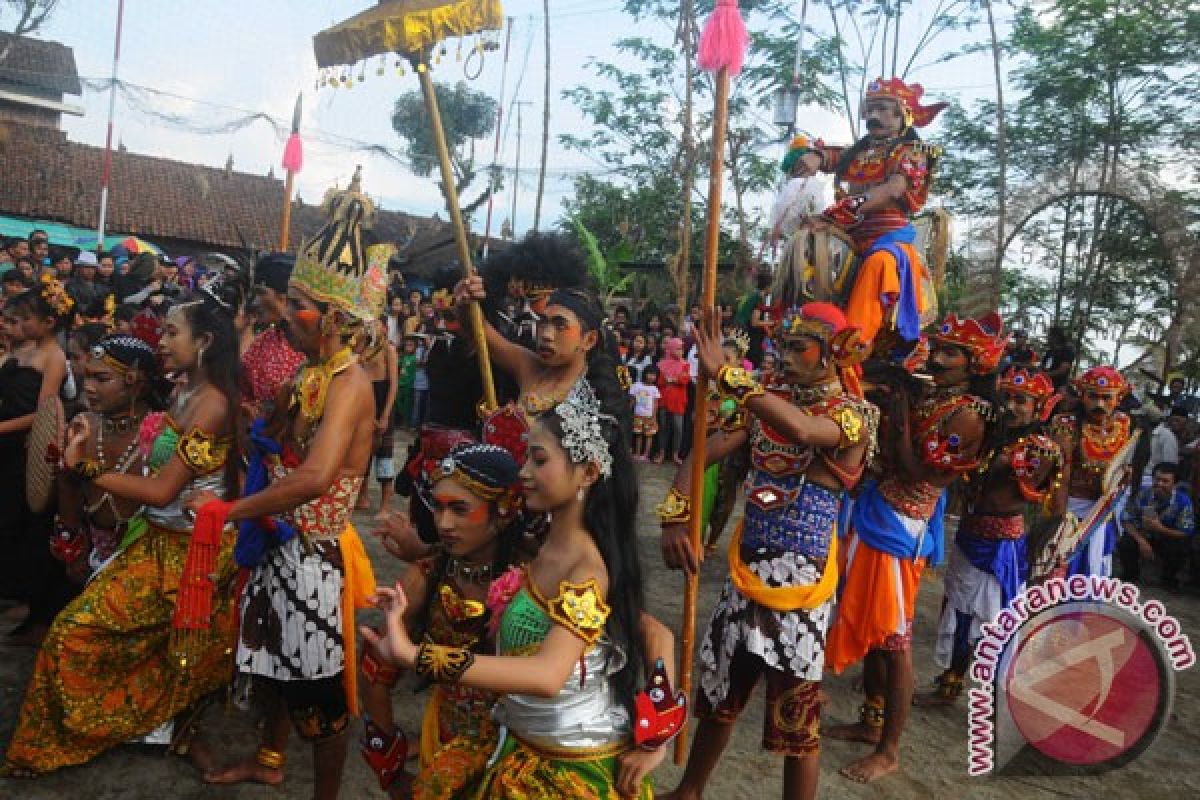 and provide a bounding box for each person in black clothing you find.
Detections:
[1039,326,1076,389]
